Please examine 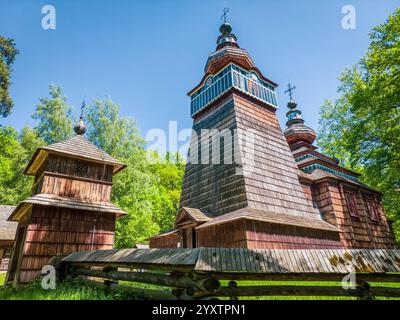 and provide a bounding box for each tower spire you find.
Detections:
[284,83,304,127]
[74,100,87,135]
[284,83,296,101]
[221,7,229,24]
[284,83,316,145]
[216,7,238,49]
